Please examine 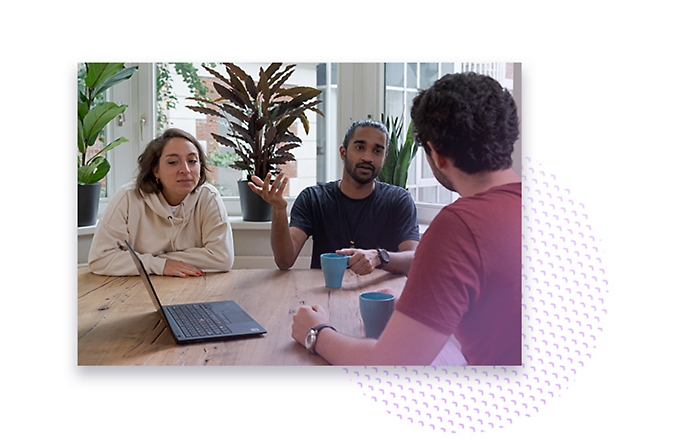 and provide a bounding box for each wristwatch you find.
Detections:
[305,324,337,355]
[376,248,390,269]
